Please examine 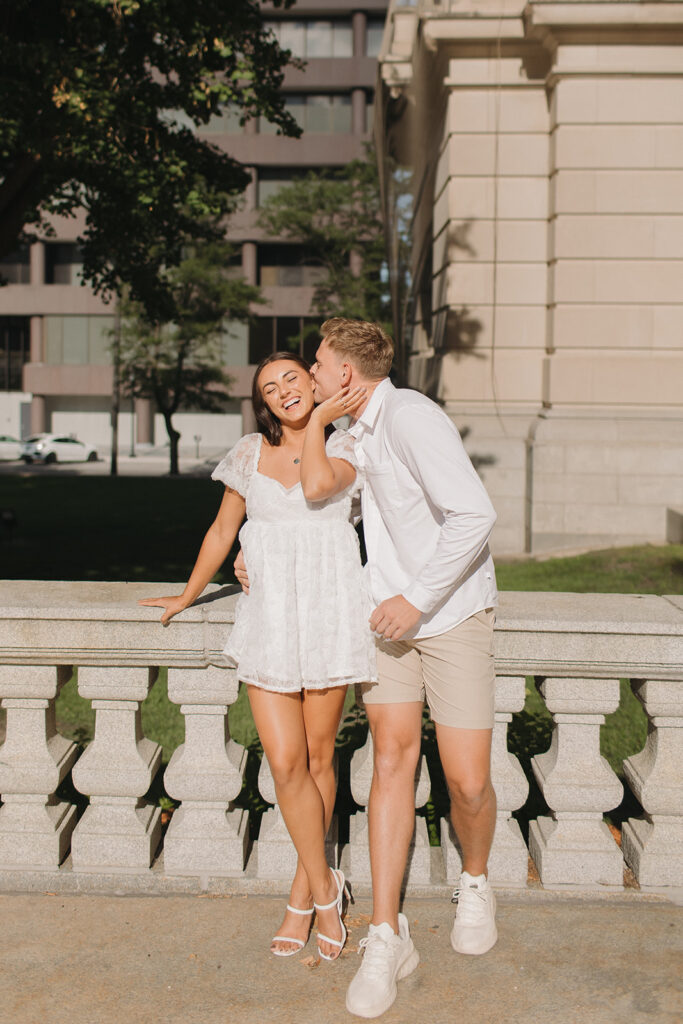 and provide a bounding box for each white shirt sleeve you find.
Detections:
[387,405,497,614]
